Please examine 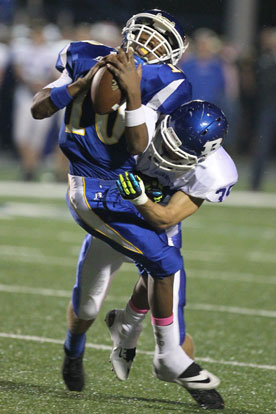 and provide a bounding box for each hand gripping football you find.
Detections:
[91,65,124,114]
